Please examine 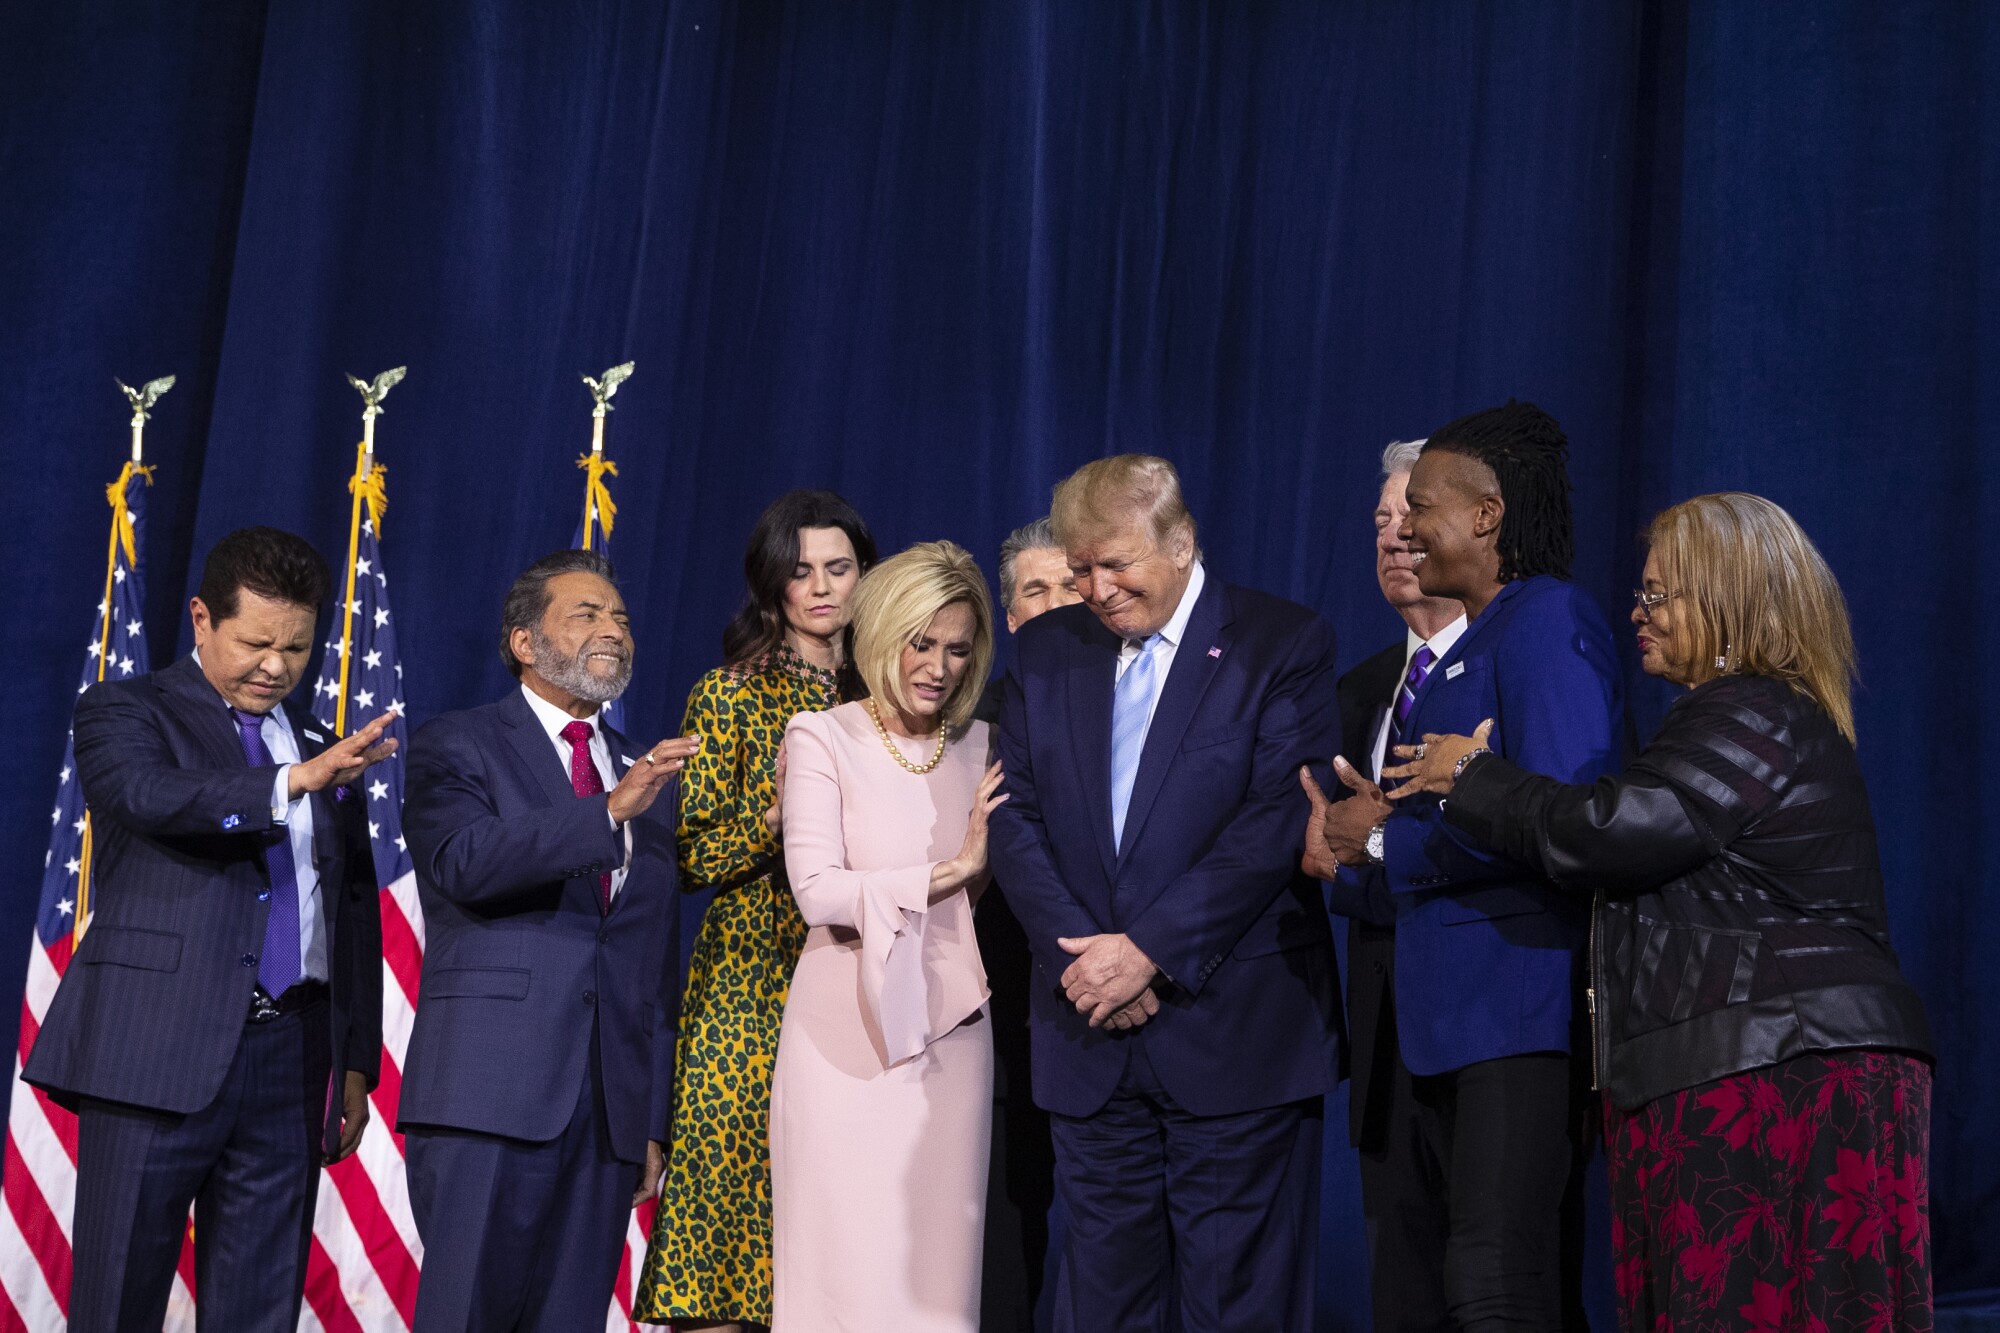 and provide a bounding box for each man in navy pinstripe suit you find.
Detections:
[27,527,392,1333]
